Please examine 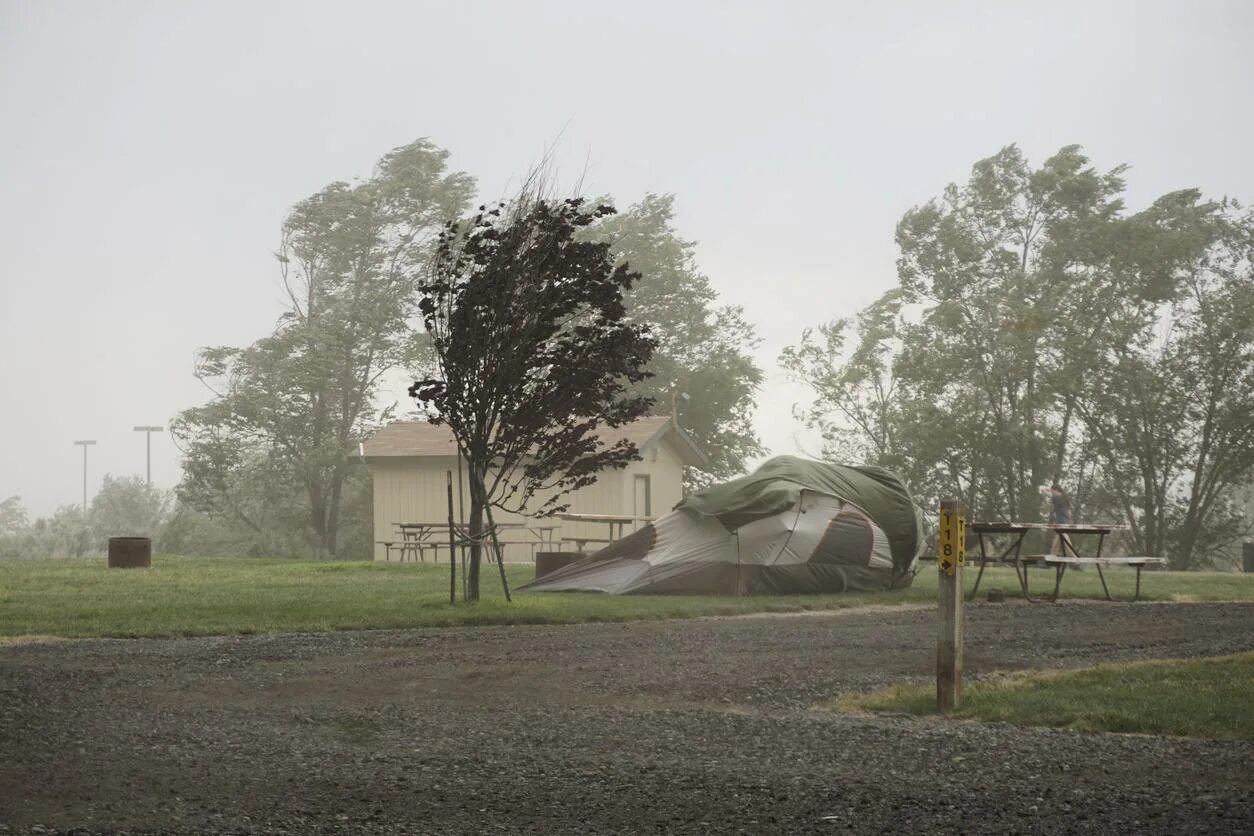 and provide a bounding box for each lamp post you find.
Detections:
[133,426,164,486]
[73,440,97,512]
